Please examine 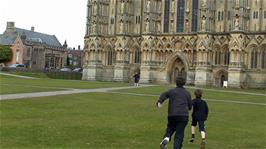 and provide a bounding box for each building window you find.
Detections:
[253,11,259,19]
[176,0,185,32]
[107,50,113,65]
[264,11,266,19]
[164,0,170,33]
[215,50,221,65]
[224,49,230,65]
[16,50,20,63]
[191,0,198,32]
[218,11,221,21]
[134,49,141,64]
[111,18,114,24]
[262,46,266,69]
[228,11,231,20]
[251,49,258,69]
